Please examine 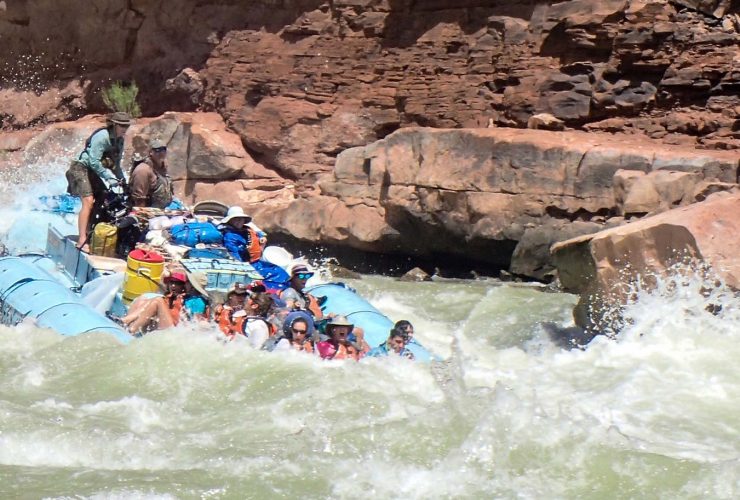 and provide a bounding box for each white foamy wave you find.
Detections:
[0,174,76,253]
[77,492,178,500]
